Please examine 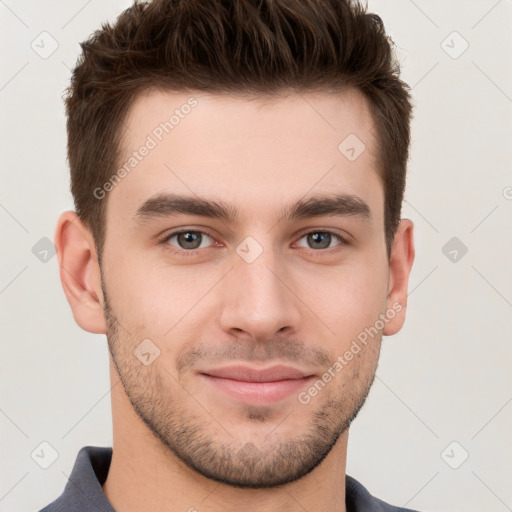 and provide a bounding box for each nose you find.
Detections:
[218,243,302,342]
